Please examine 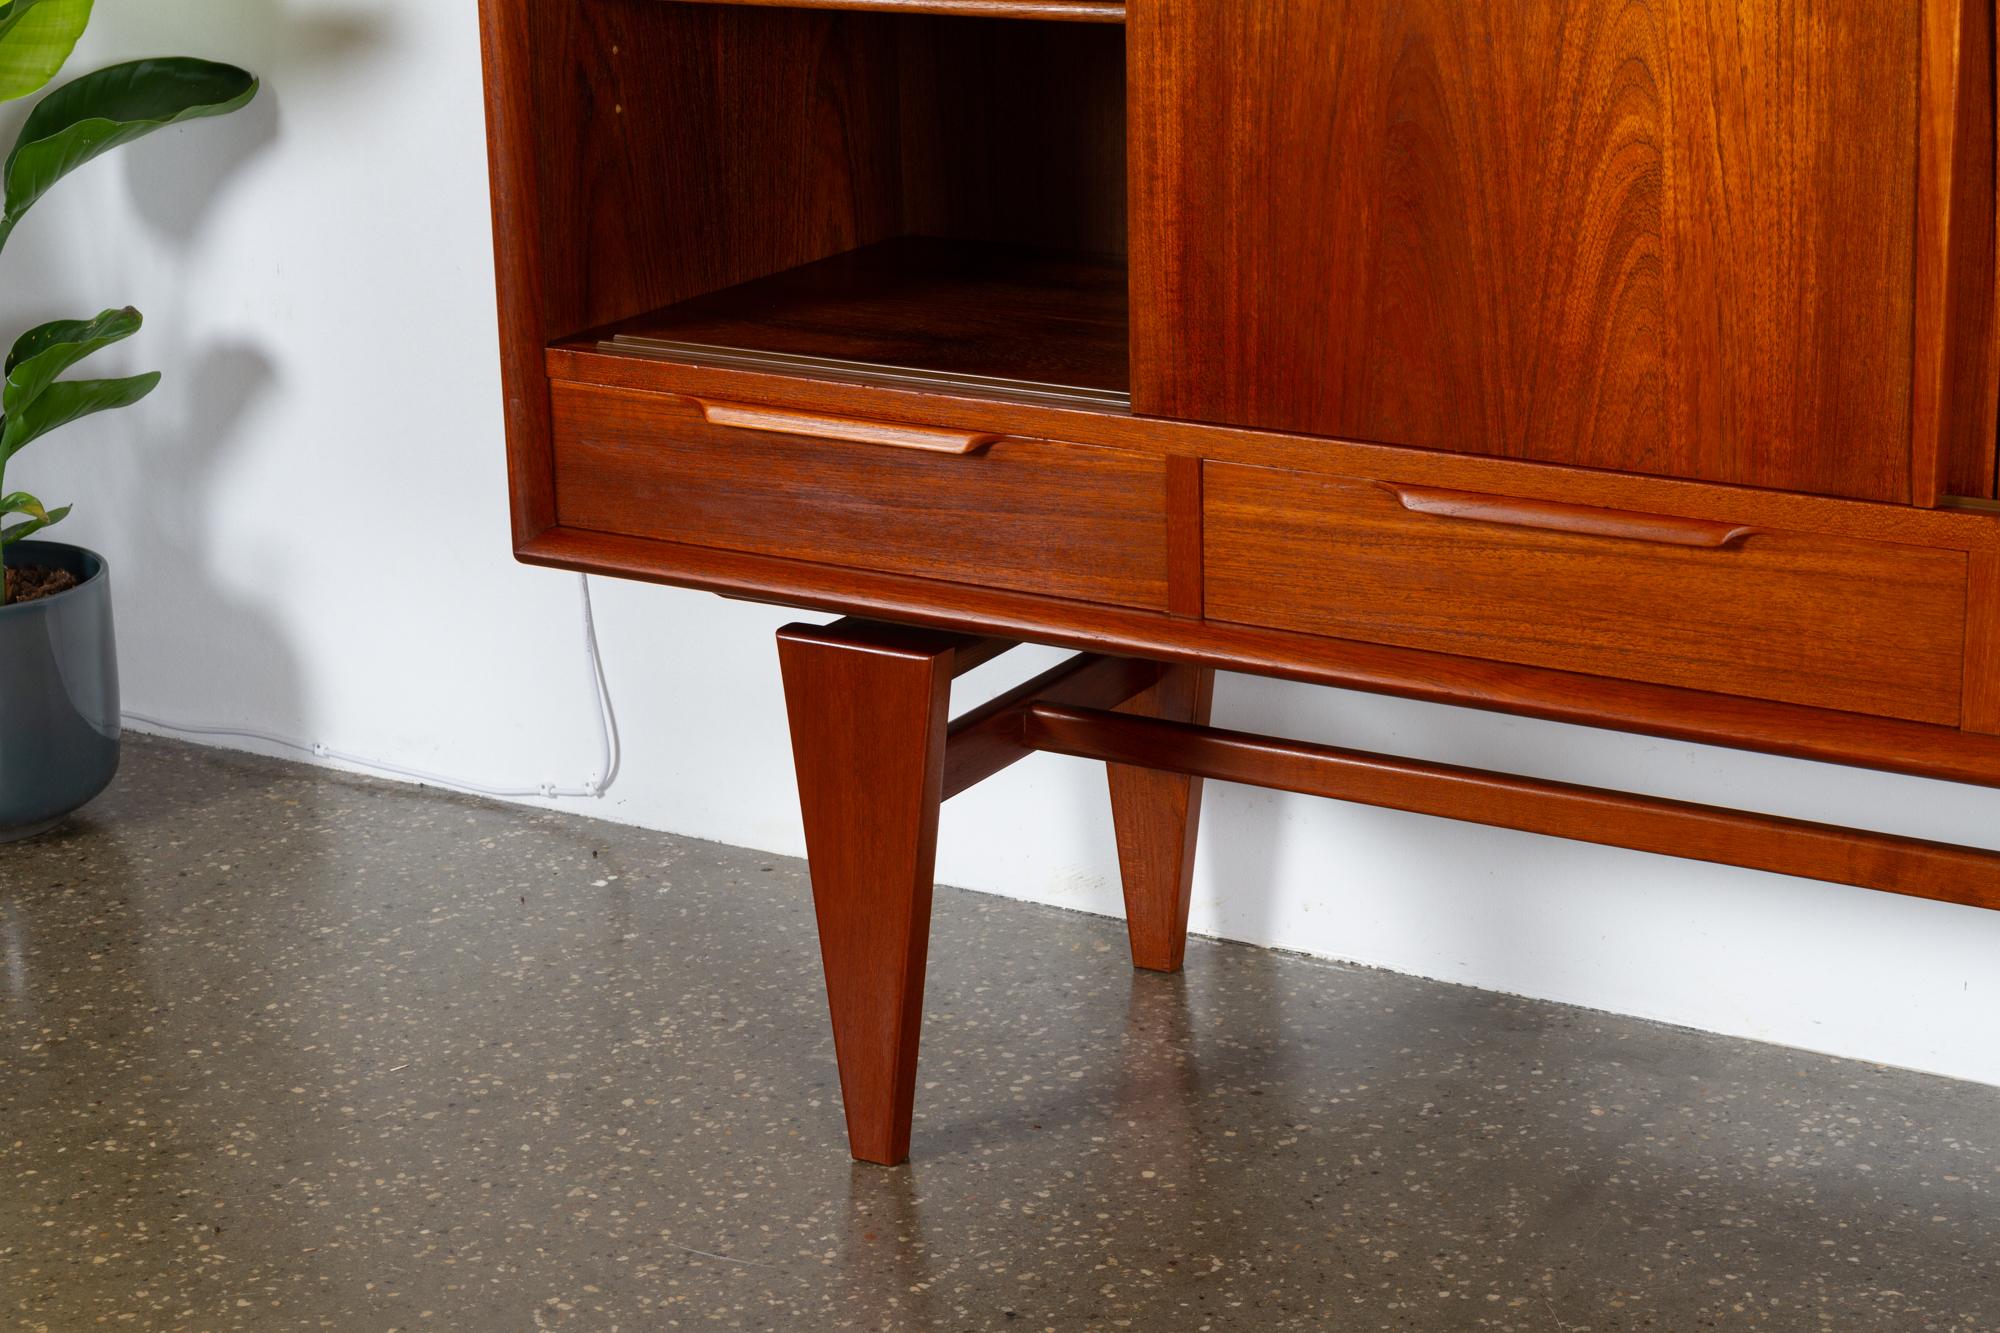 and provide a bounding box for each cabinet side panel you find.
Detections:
[1131,0,1920,503]
[479,0,558,542]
